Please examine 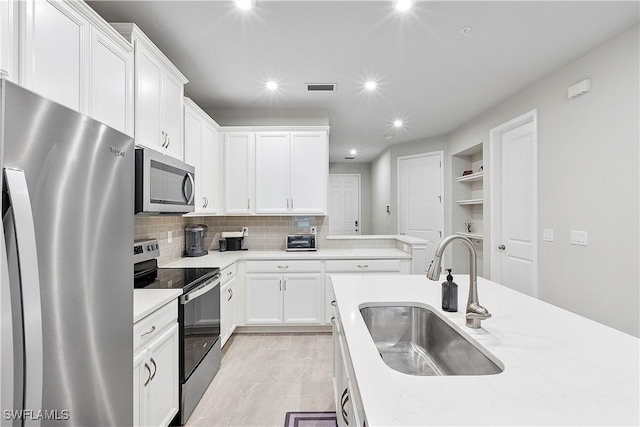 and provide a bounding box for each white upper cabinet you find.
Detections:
[22,0,89,111]
[290,131,328,214]
[89,25,134,135]
[255,132,291,214]
[16,1,133,133]
[0,0,18,82]
[253,130,328,215]
[113,23,188,159]
[223,132,255,214]
[184,97,220,214]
